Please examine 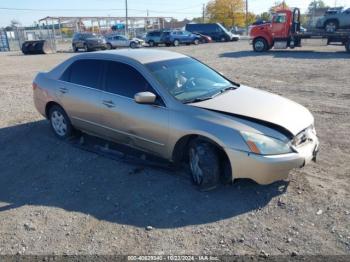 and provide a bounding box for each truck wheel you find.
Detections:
[253,38,268,52]
[188,139,220,191]
[325,20,338,33]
